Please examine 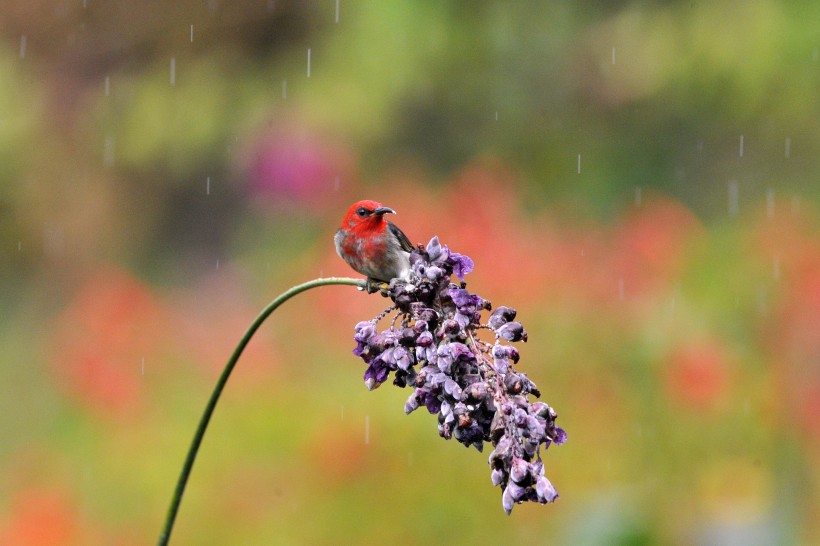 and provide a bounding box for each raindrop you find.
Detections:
[216,259,220,270]
[282,79,287,99]
[634,186,642,207]
[19,35,26,58]
[728,180,739,216]
[696,140,704,153]
[611,47,616,65]
[206,176,211,195]
[267,0,274,12]
[335,0,340,23]
[494,111,498,121]
[104,76,110,96]
[813,47,819,62]
[190,24,194,43]
[766,188,774,217]
[141,357,145,375]
[104,135,116,167]
[307,48,311,78]
[784,137,791,159]
[170,57,176,86]
[364,415,370,444]
[739,134,744,157]
[334,175,340,191]
[577,154,581,174]
[773,255,780,281]
[17,241,21,252]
